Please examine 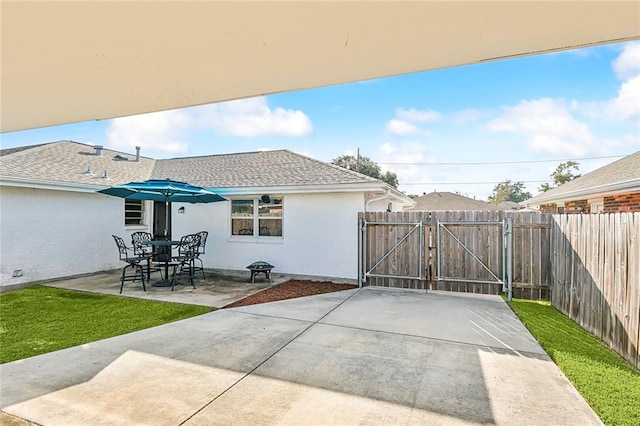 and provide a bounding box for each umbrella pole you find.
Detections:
[165,199,169,237]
